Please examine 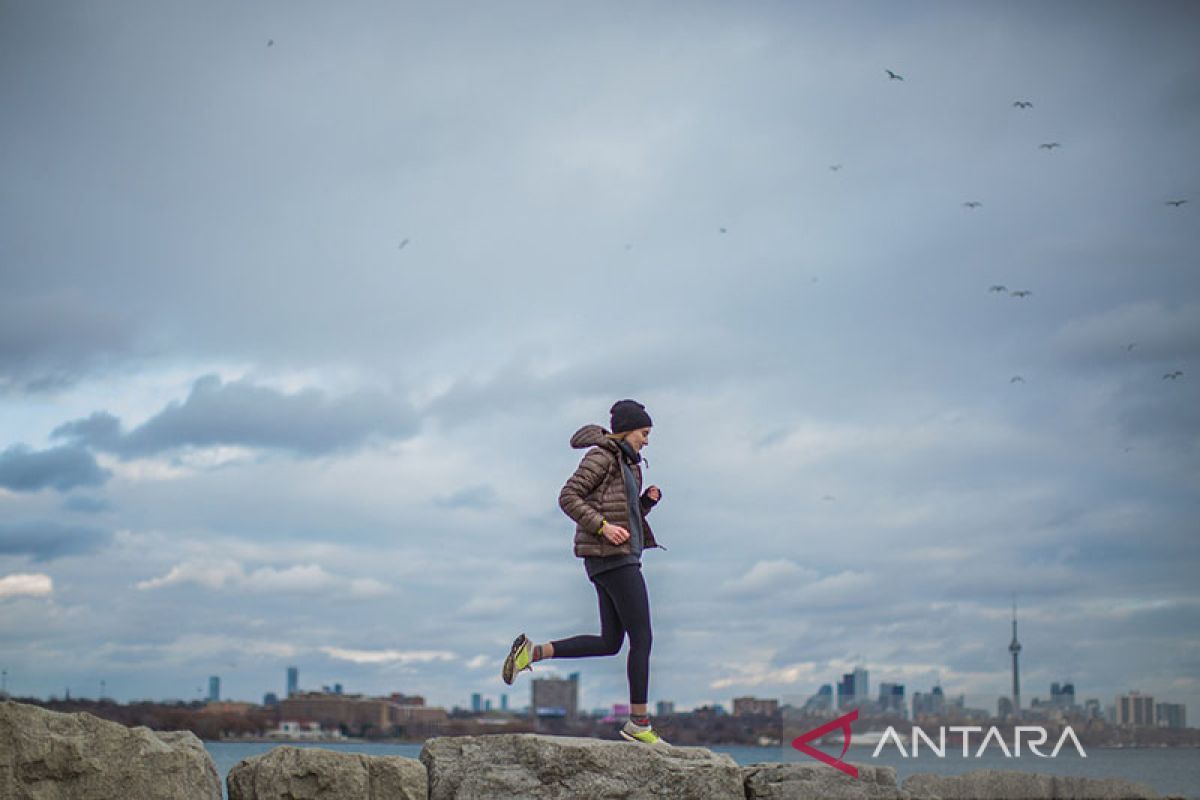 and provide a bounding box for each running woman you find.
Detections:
[502,399,668,745]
